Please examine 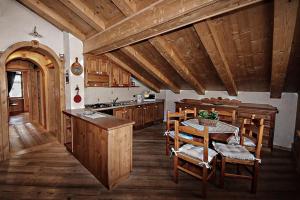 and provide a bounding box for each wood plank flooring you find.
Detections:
[0,124,299,200]
[9,113,57,153]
